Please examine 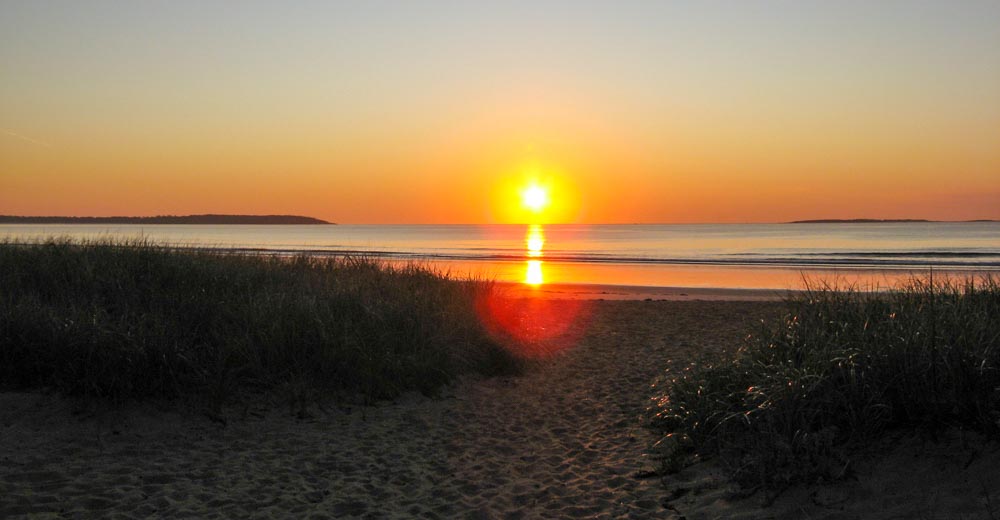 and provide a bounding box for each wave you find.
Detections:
[171,246,1000,269]
[7,237,996,268]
